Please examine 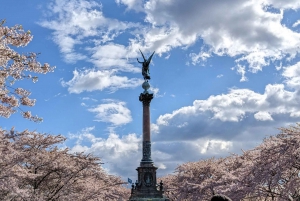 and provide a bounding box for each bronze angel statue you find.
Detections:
[137,49,155,80]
